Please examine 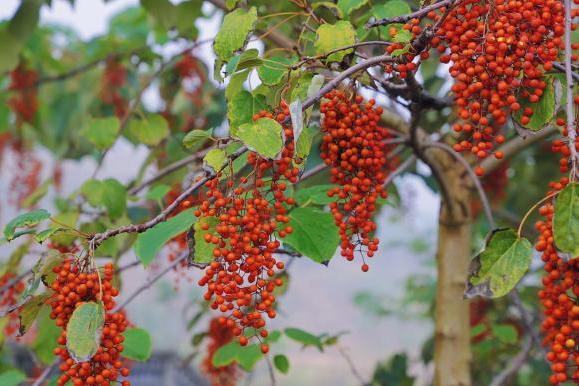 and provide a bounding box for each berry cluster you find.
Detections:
[320,90,392,271]
[49,260,130,386]
[8,63,39,124]
[553,94,579,176]
[196,103,297,352]
[0,273,25,336]
[435,0,564,165]
[202,317,238,386]
[8,146,42,209]
[535,179,579,384]
[101,58,128,119]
